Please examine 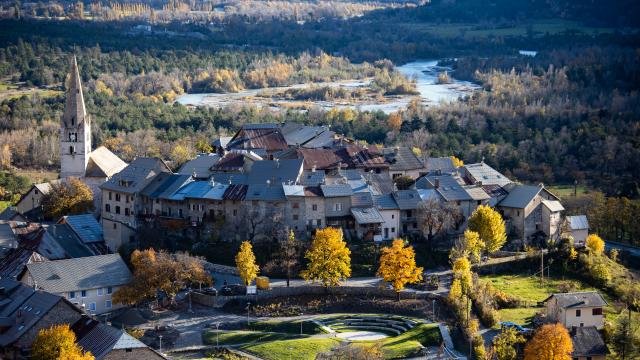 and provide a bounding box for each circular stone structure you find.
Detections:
[335,331,389,341]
